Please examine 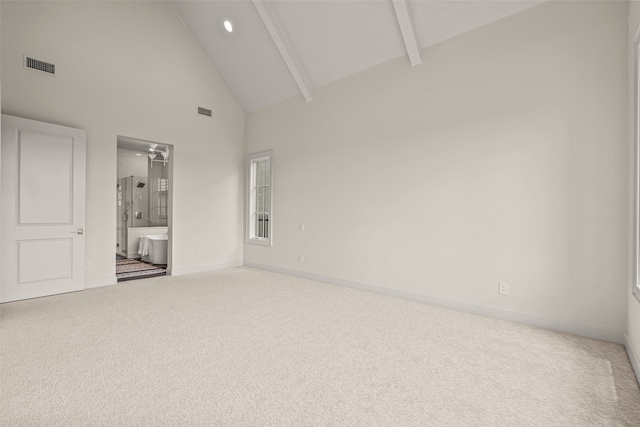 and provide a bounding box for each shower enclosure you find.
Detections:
[116,176,149,257]
[117,175,170,257]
